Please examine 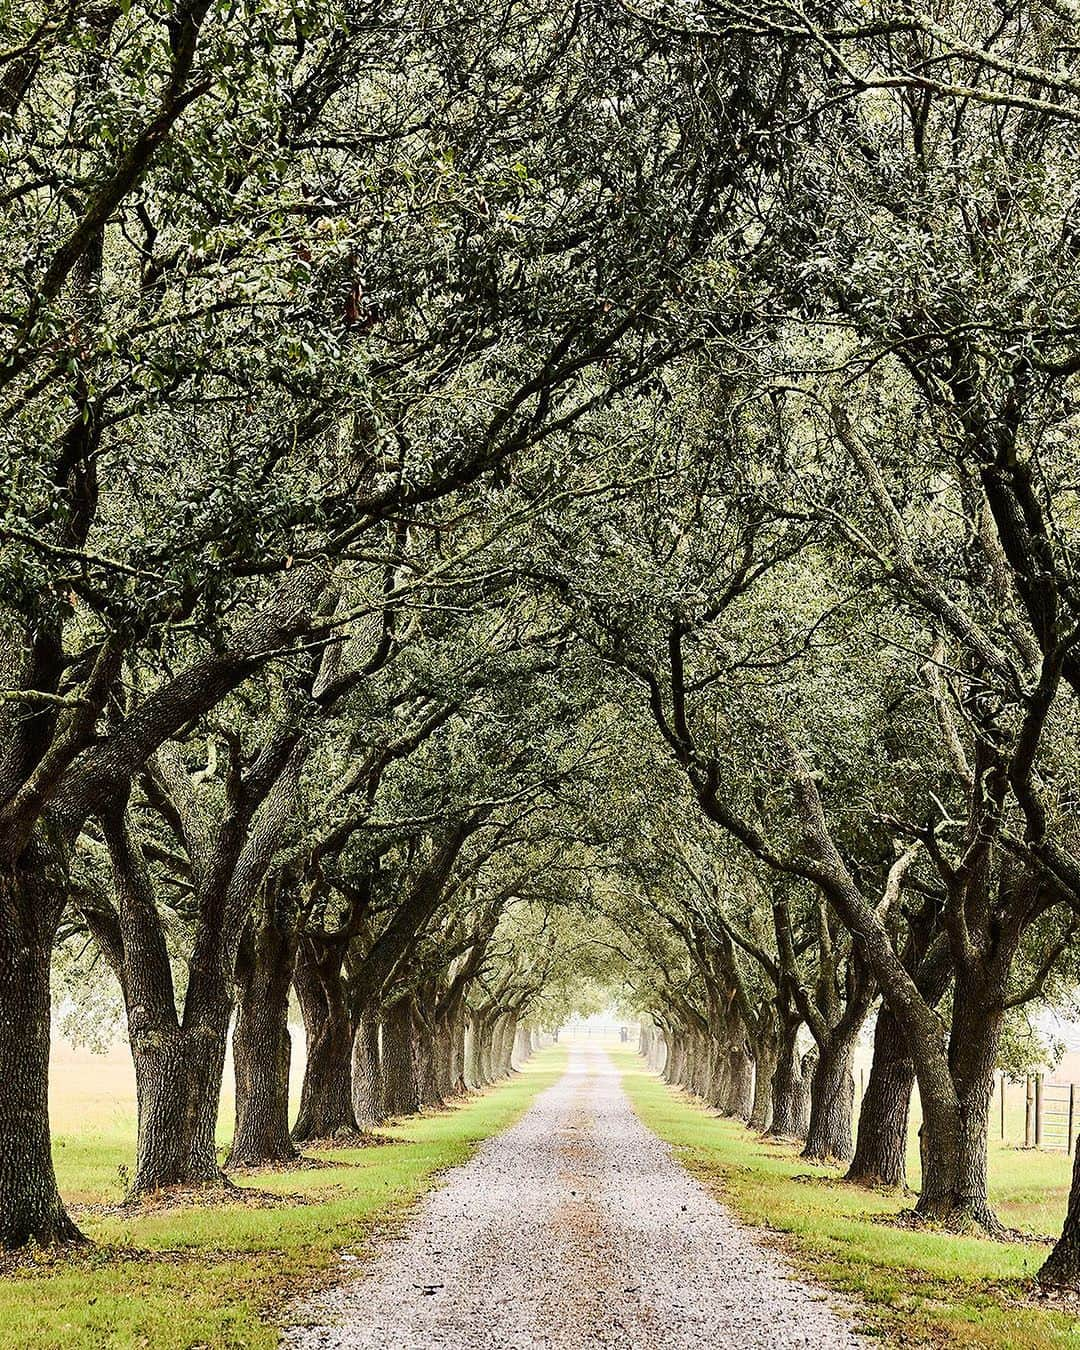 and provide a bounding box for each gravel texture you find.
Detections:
[282,1042,865,1349]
